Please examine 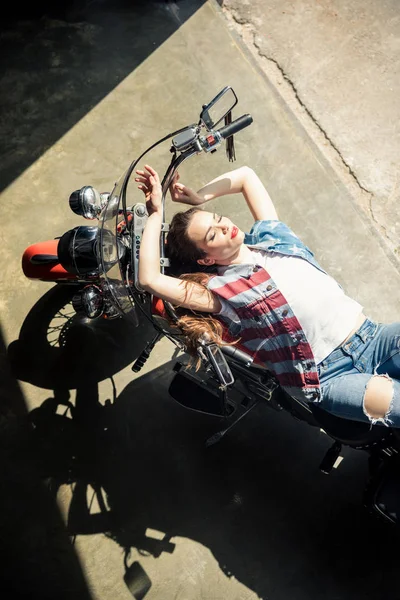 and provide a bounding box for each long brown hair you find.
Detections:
[166,207,206,274]
[166,209,236,359]
[174,272,228,359]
